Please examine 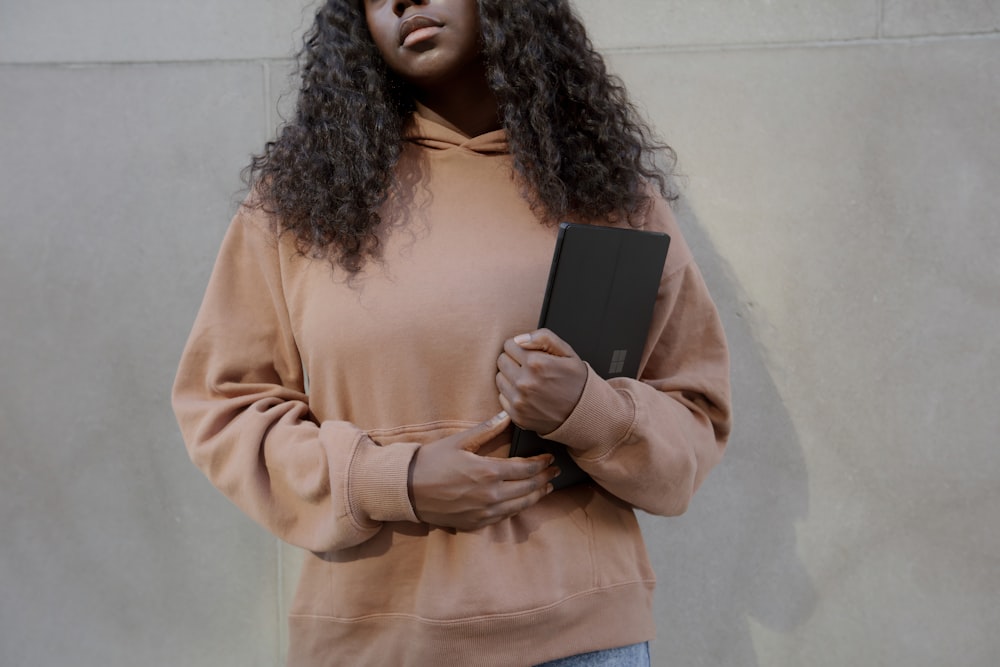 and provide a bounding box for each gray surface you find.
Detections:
[0,0,317,63]
[0,62,279,666]
[616,36,1000,666]
[2,1,999,666]
[572,0,879,49]
[883,0,1000,36]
